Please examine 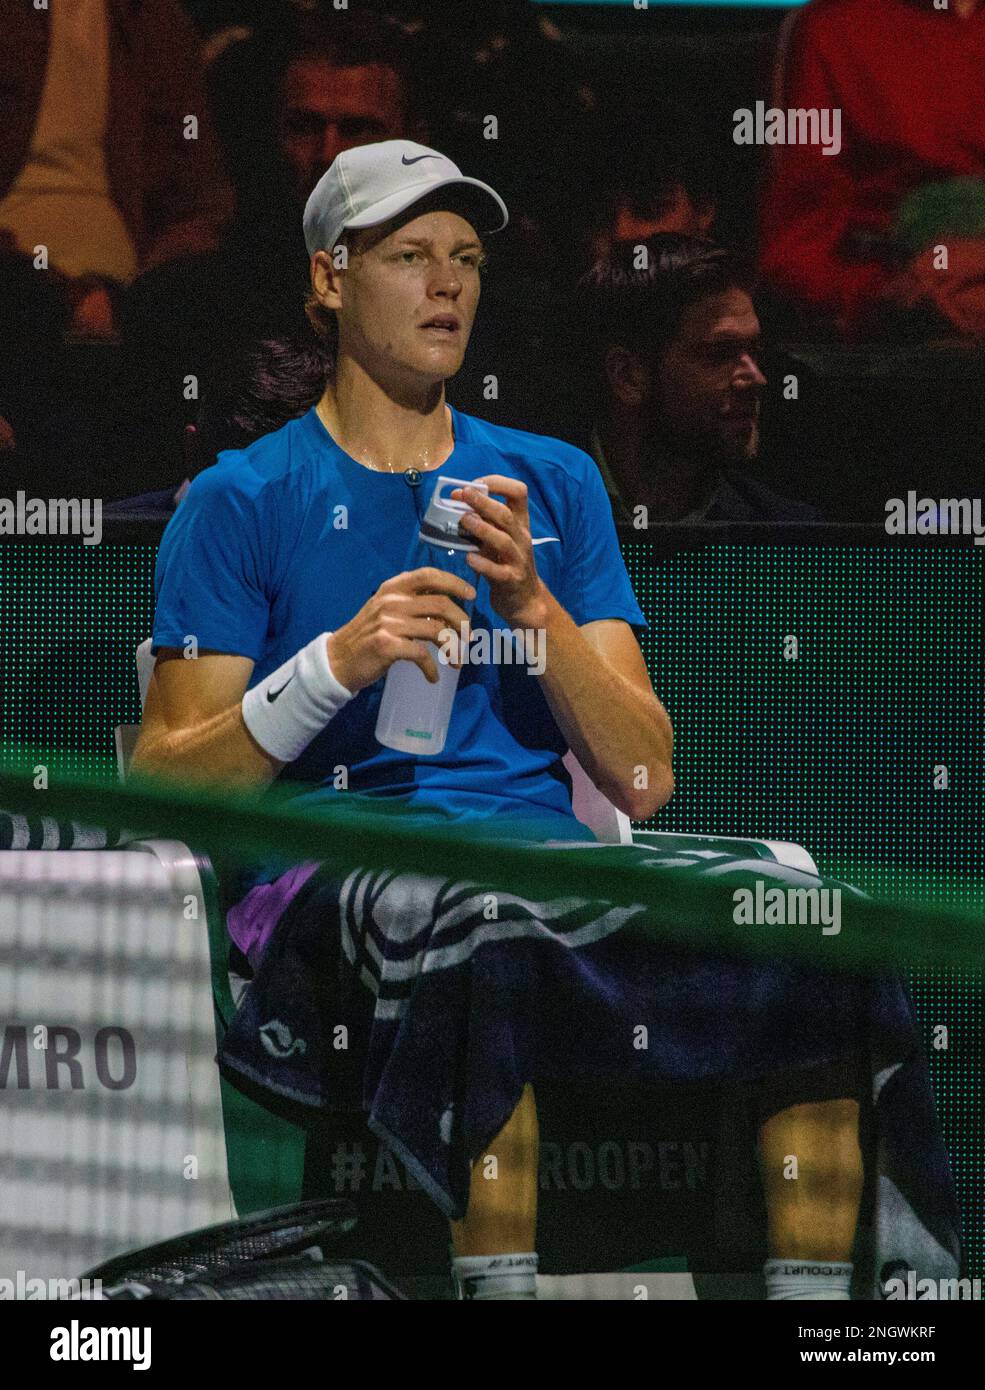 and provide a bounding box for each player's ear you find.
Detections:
[311,247,345,313]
